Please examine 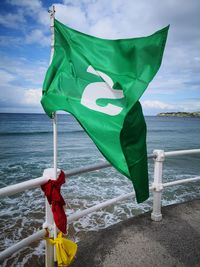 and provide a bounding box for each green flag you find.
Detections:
[41,19,169,203]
